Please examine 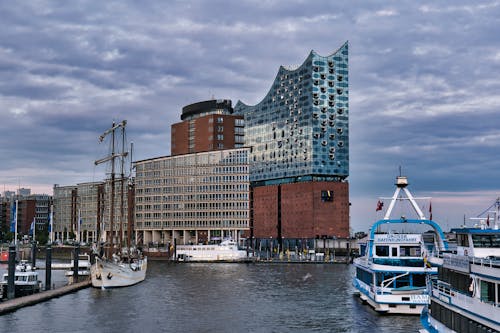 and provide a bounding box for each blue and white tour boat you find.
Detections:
[421,198,500,332]
[353,176,448,314]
